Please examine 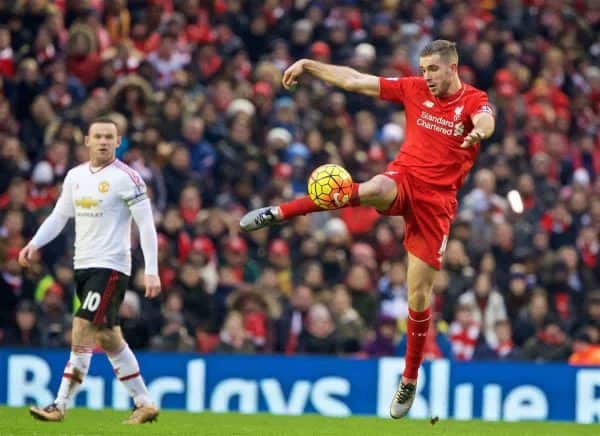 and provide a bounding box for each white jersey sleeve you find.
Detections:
[117,170,148,207]
[116,166,159,276]
[130,199,159,276]
[54,171,76,218]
